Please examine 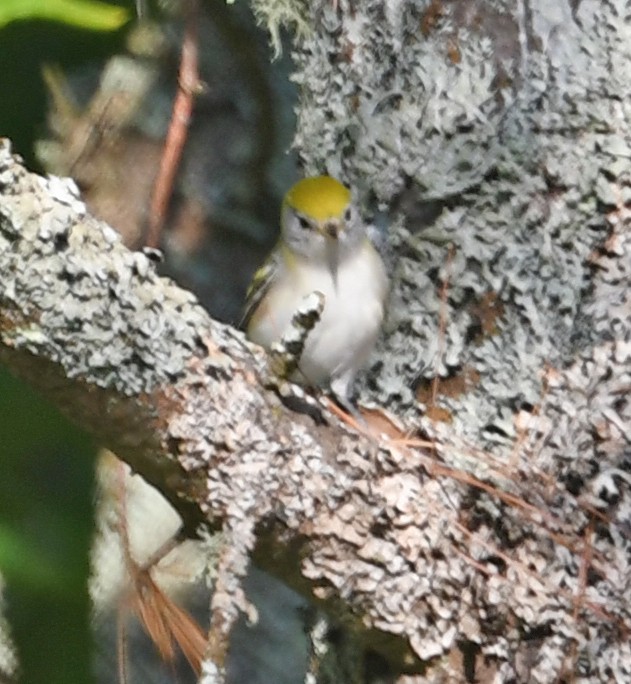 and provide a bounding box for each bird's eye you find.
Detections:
[344,207,352,222]
[298,216,310,230]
